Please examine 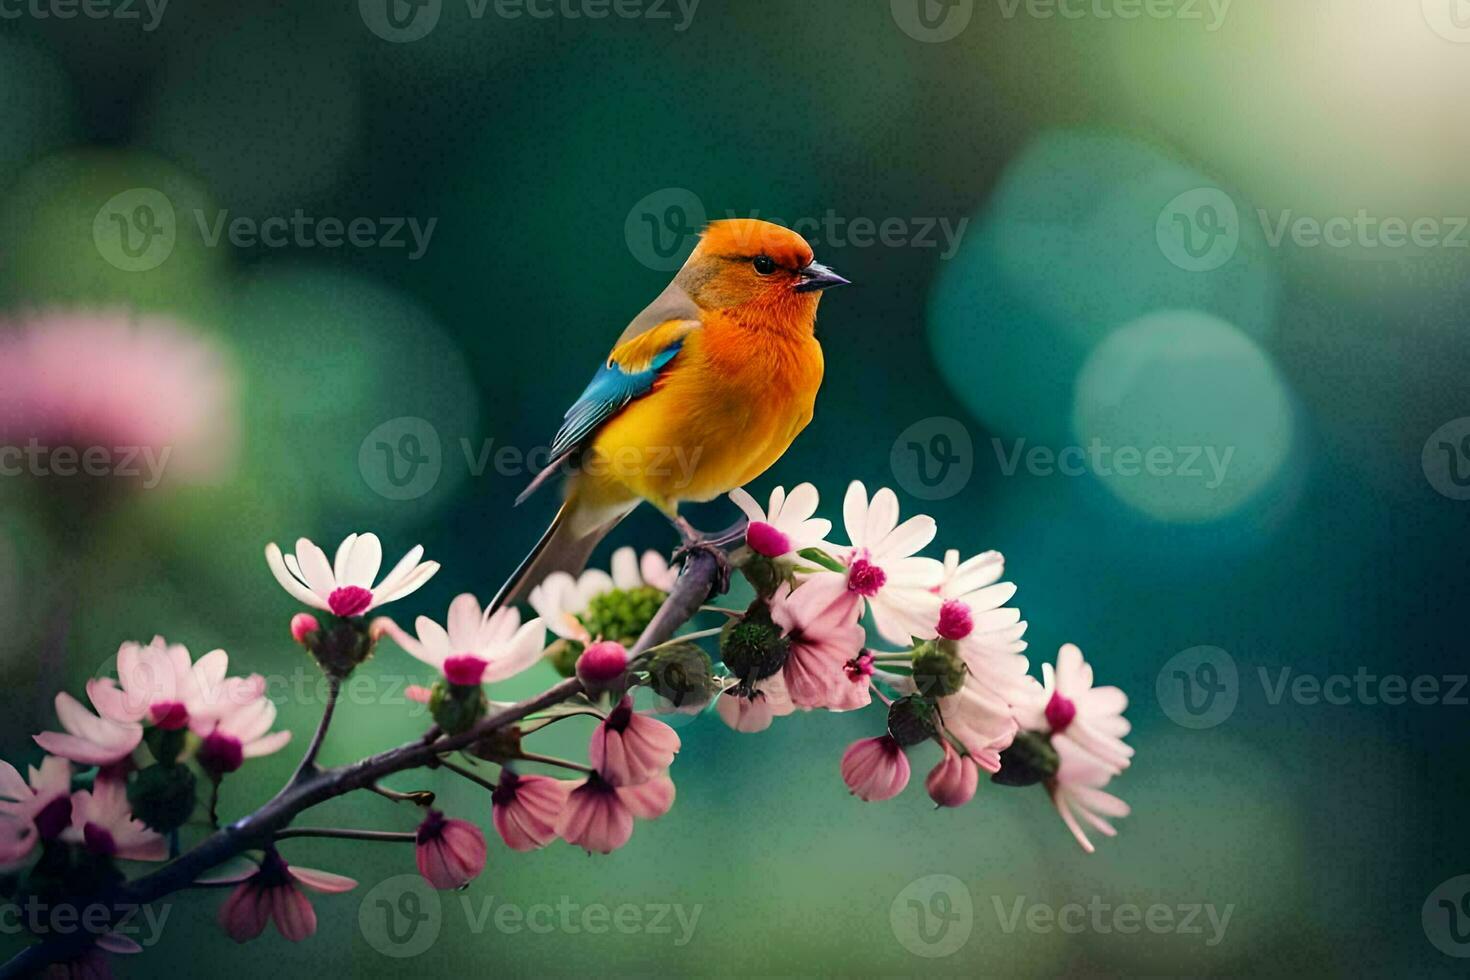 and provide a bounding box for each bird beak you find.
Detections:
[794,261,851,293]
